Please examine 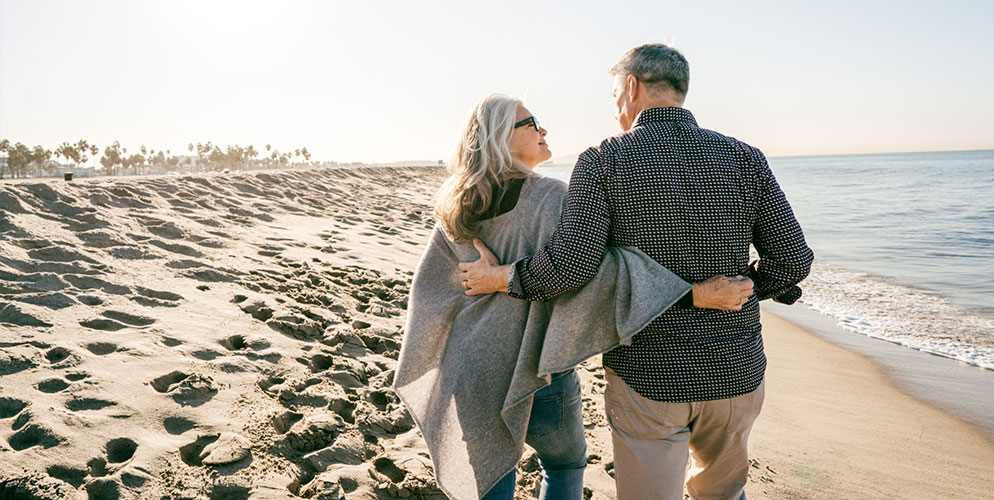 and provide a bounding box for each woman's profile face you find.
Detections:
[509,105,551,168]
